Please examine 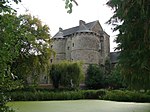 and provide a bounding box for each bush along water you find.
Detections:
[8,89,150,103]
[102,90,150,102]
